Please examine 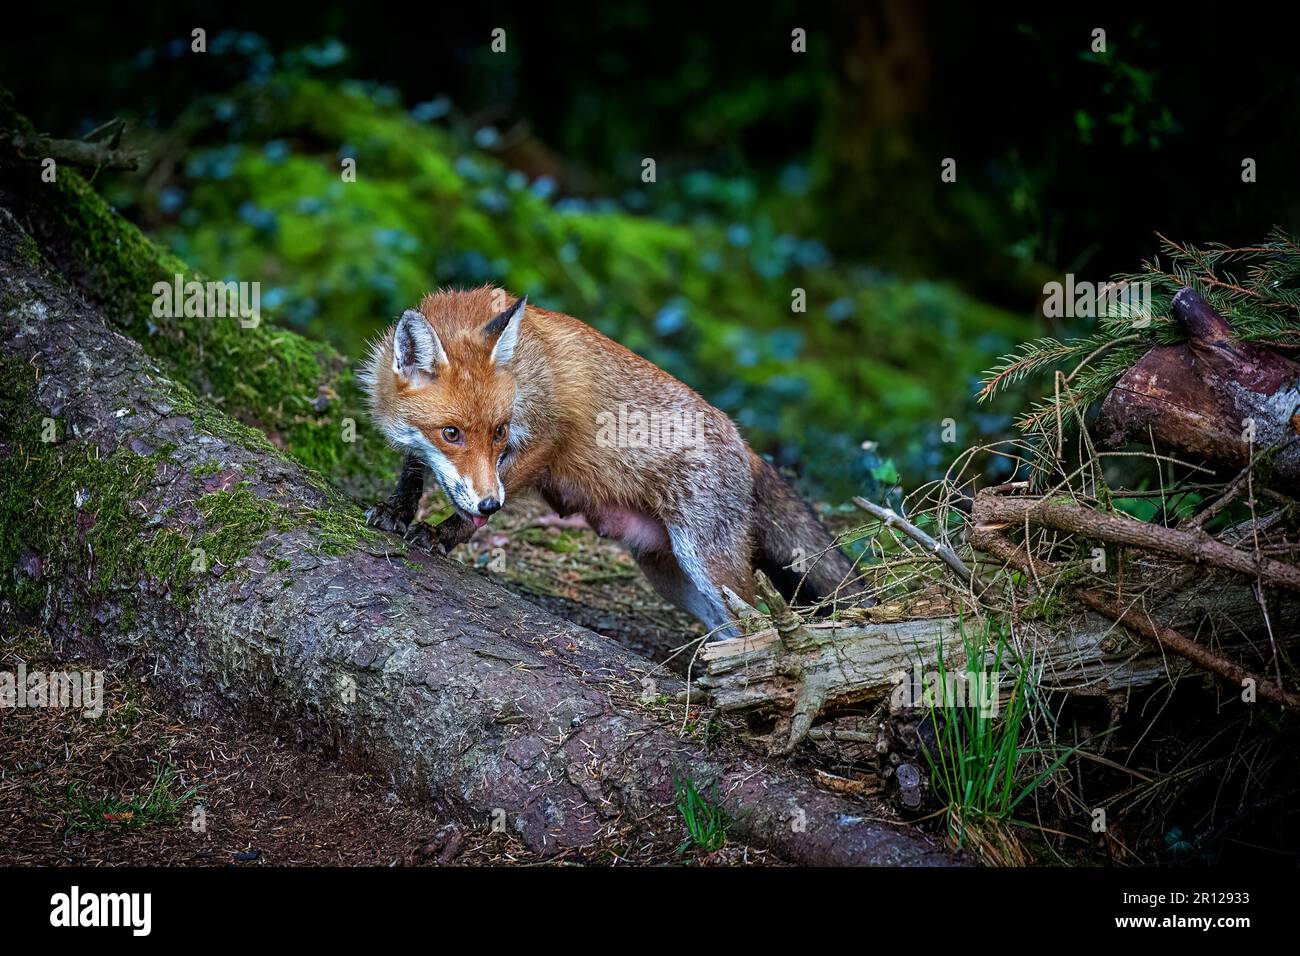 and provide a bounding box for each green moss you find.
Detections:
[301,498,382,555]
[0,395,168,616]
[137,487,385,606]
[16,228,42,266]
[0,355,391,625]
[29,156,392,499]
[190,486,377,562]
[197,488,292,559]
[151,376,279,455]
